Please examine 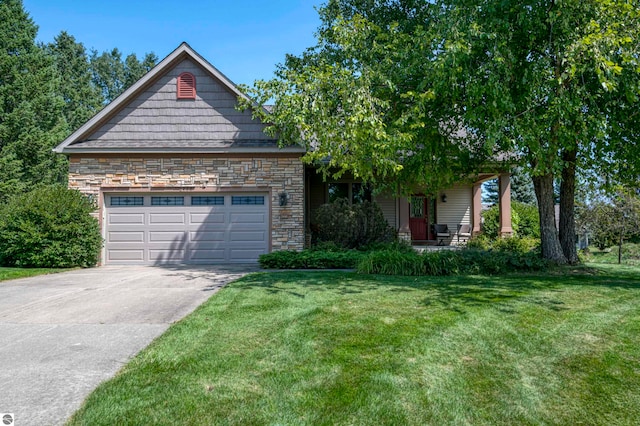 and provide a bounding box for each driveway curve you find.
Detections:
[0,265,256,426]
